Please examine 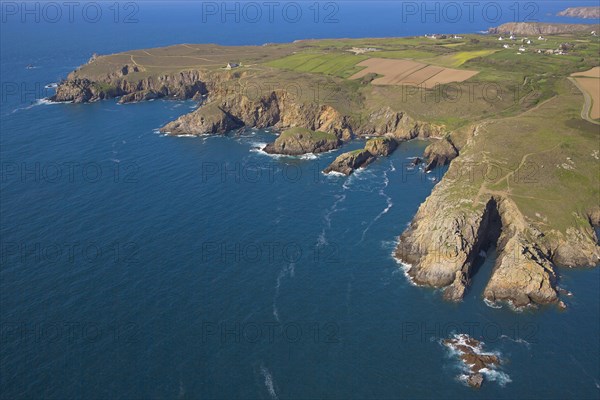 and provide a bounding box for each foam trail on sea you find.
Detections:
[358,162,394,243]
[499,335,530,347]
[317,194,346,247]
[272,263,295,322]
[260,365,279,400]
[9,98,68,115]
